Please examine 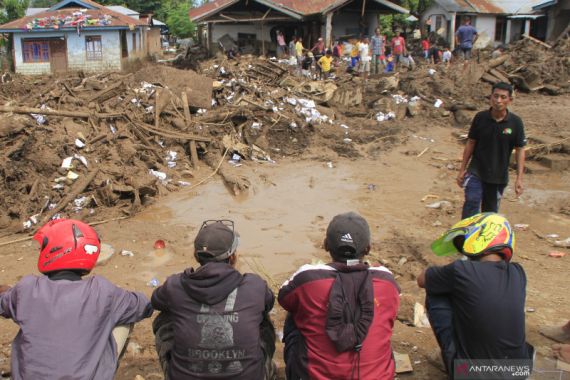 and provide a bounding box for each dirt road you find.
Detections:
[1,93,569,379]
